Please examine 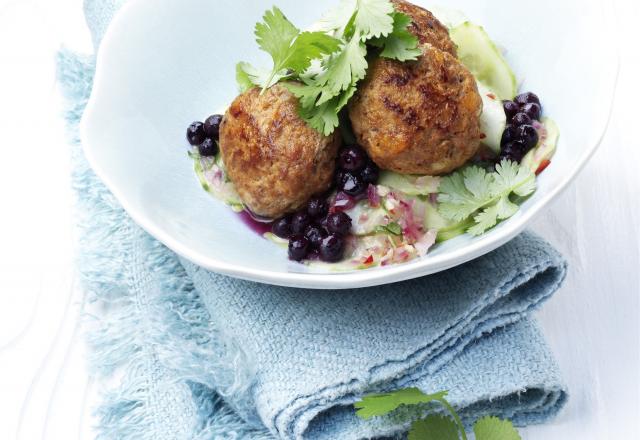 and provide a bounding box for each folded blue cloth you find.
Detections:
[58,1,568,438]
